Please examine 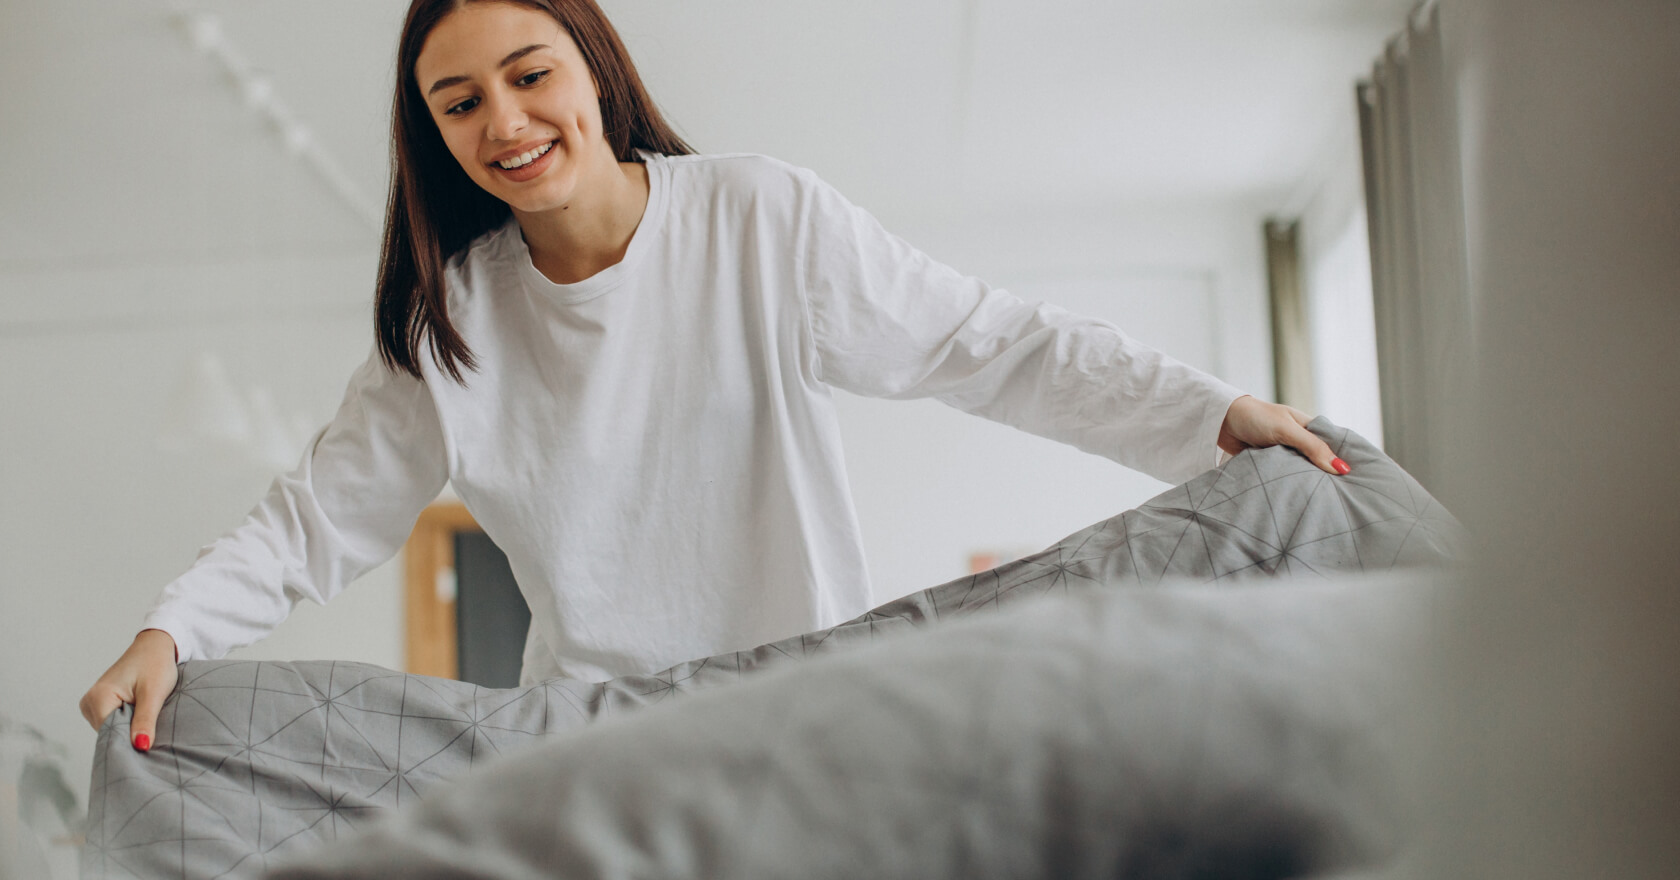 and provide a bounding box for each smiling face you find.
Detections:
[414,2,617,217]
